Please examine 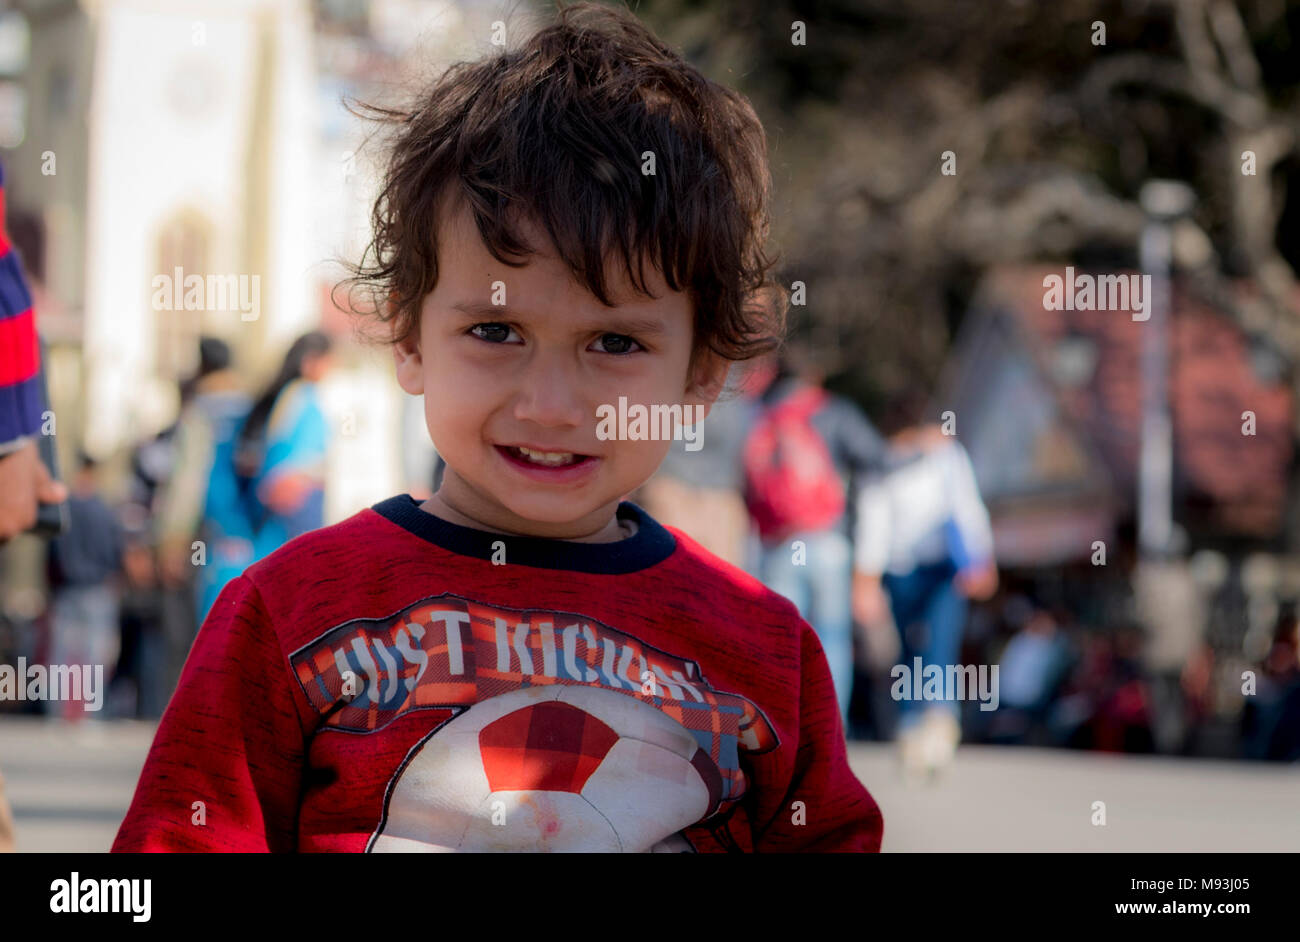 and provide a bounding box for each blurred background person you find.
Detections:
[744,347,888,726]
[153,337,252,671]
[118,396,181,719]
[44,452,123,721]
[1048,625,1157,753]
[236,330,336,565]
[980,605,1074,746]
[853,394,997,776]
[114,515,167,719]
[1241,605,1300,761]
